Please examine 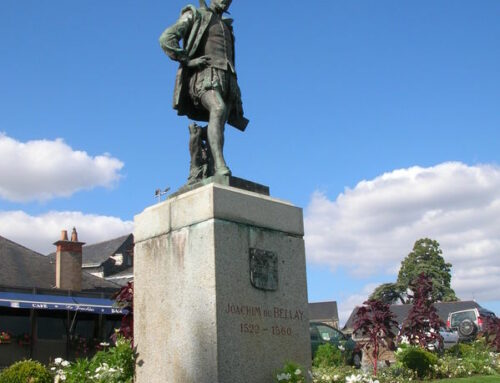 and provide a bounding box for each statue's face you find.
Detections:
[211,0,232,12]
